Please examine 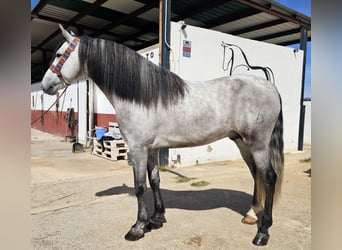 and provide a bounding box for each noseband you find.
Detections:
[49,37,80,85]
